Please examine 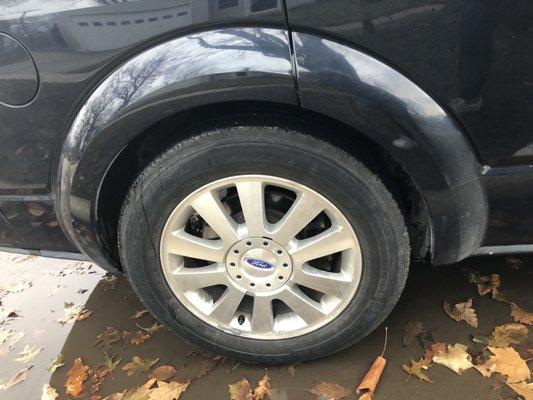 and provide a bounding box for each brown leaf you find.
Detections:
[122,356,159,376]
[475,346,530,383]
[148,381,189,400]
[478,274,500,296]
[94,327,122,350]
[310,382,351,400]
[89,365,109,394]
[505,256,523,270]
[443,299,478,328]
[76,310,93,321]
[65,358,89,397]
[287,365,296,378]
[229,378,253,400]
[0,365,32,390]
[48,354,66,373]
[101,276,118,291]
[506,381,533,400]
[401,358,432,382]
[511,304,533,325]
[131,310,149,319]
[139,322,164,335]
[488,323,528,347]
[131,331,152,346]
[148,366,176,381]
[423,342,446,363]
[102,353,121,373]
[402,322,427,346]
[357,356,387,396]
[253,374,271,400]
[432,343,473,375]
